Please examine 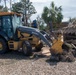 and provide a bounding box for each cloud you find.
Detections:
[30,0,76,21]
[0,0,20,7]
[30,0,50,3]
[1,0,76,21]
